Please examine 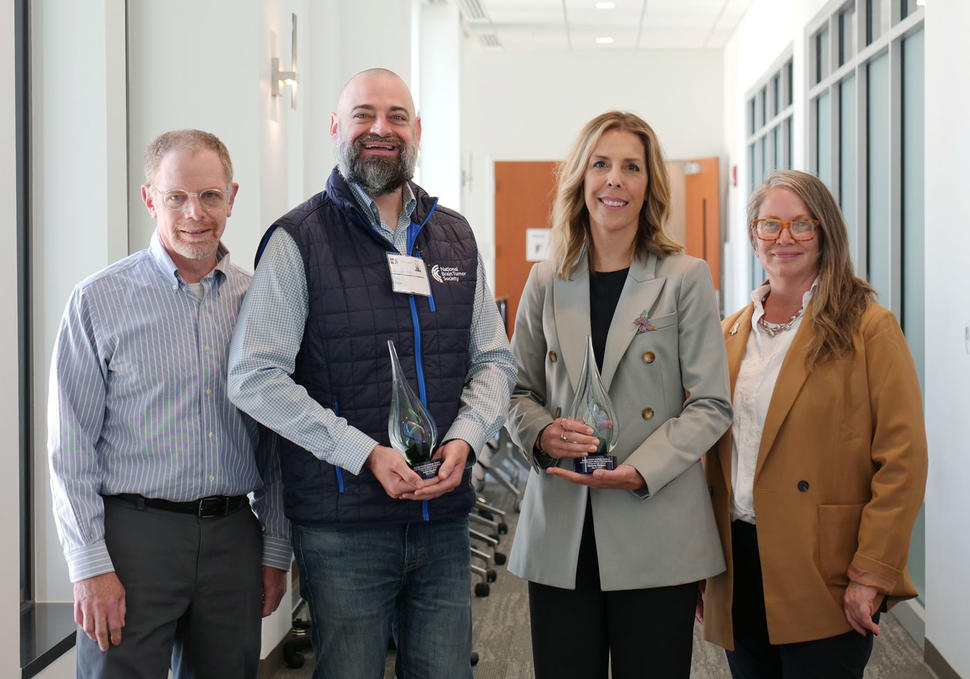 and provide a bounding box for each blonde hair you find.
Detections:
[144,129,233,186]
[550,111,682,279]
[748,170,875,365]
